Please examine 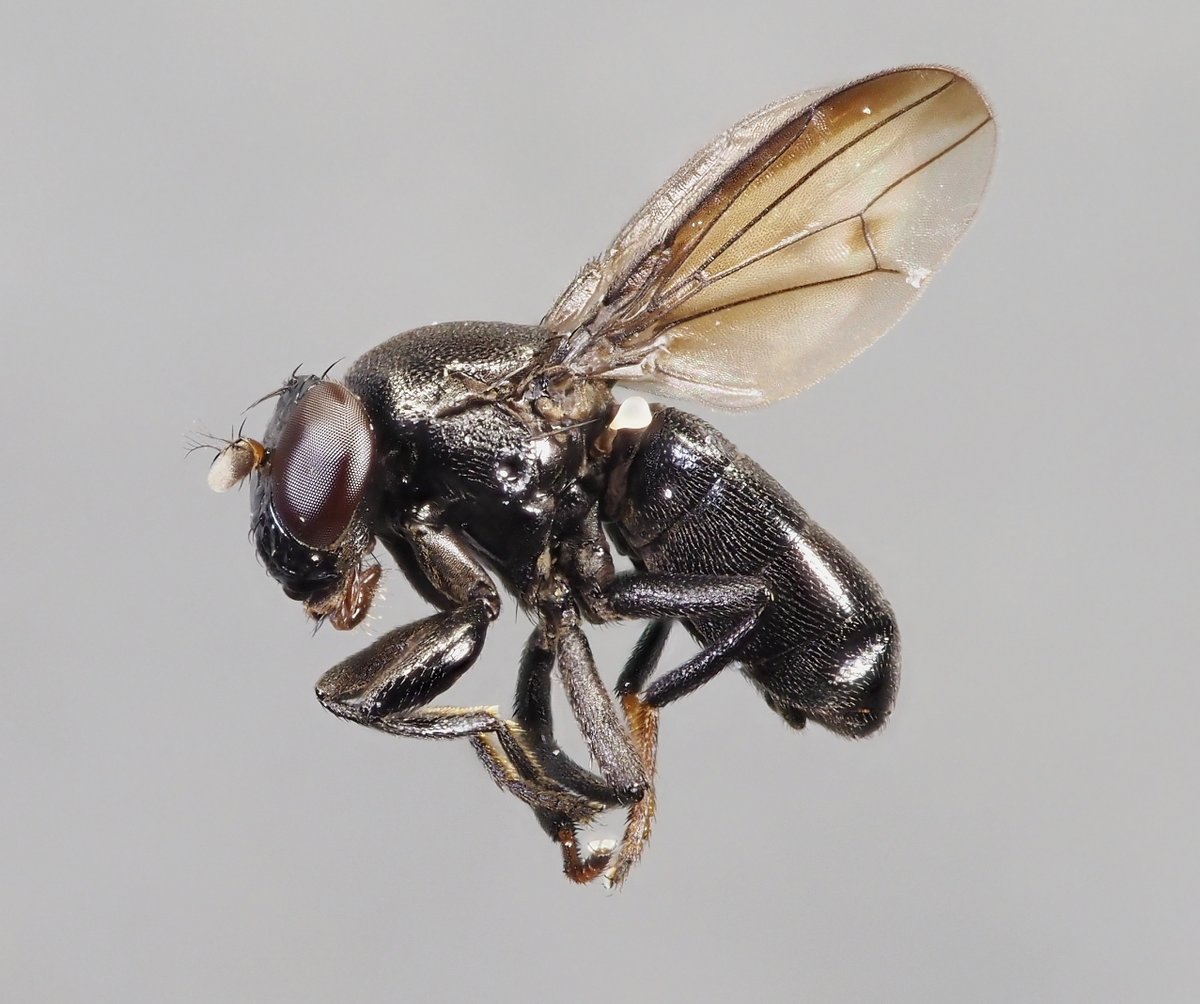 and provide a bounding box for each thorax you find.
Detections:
[344,321,612,597]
